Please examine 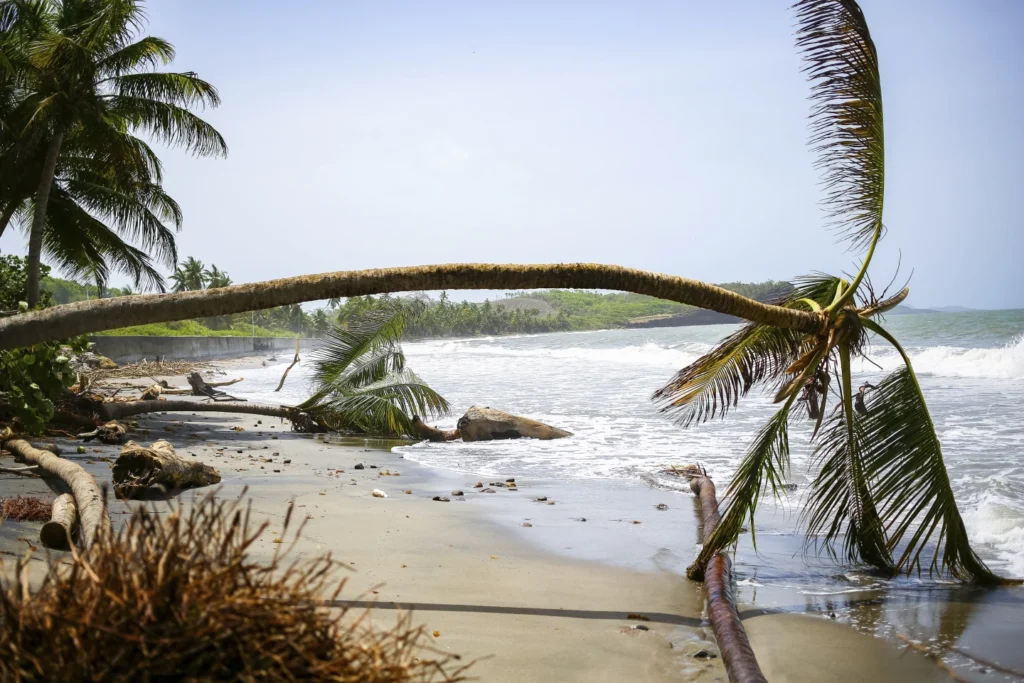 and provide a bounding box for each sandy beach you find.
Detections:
[0,357,976,682]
